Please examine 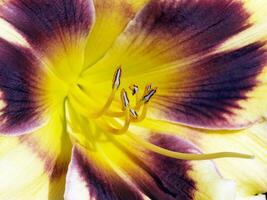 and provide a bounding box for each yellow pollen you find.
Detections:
[67,67,254,161]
